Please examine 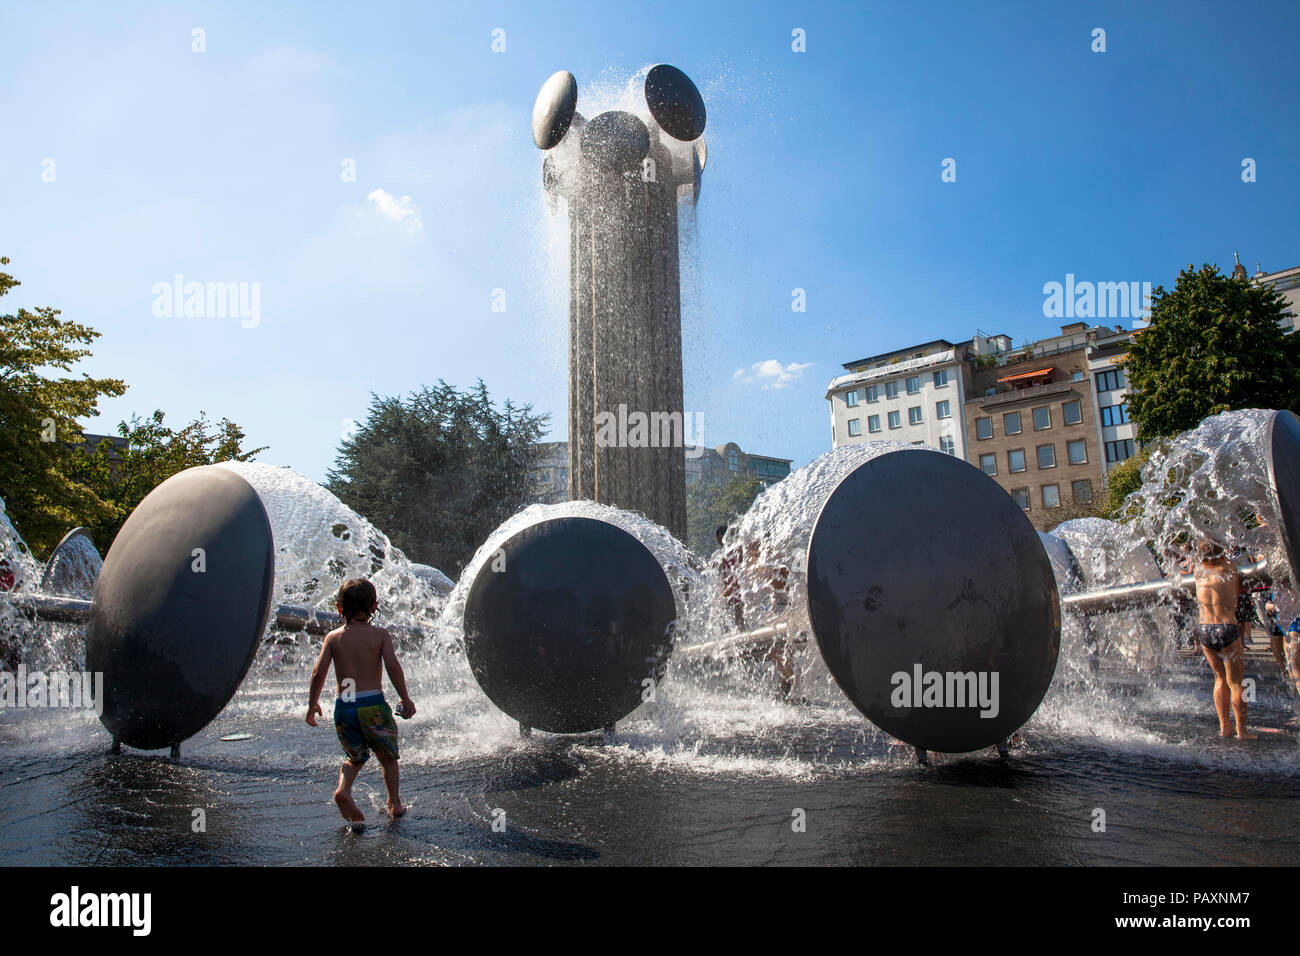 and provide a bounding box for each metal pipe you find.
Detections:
[1061,558,1269,616]
[6,593,431,642]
